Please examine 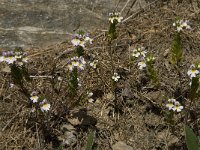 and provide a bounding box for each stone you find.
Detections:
[112,141,133,150]
[0,0,148,49]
